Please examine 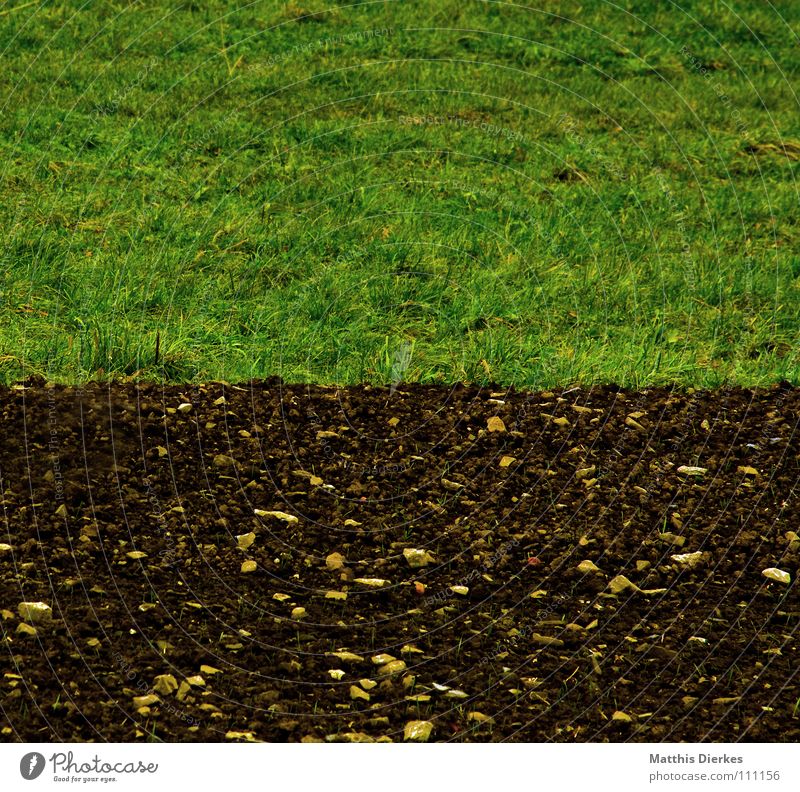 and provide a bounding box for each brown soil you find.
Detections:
[0,379,798,743]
